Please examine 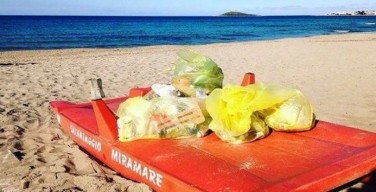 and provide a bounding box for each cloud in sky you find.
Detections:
[0,0,375,16]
